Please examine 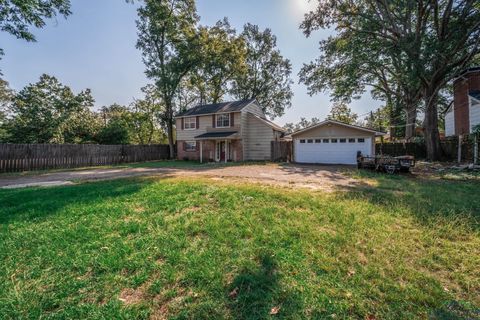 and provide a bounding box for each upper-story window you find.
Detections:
[184,117,196,130]
[216,113,230,128]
